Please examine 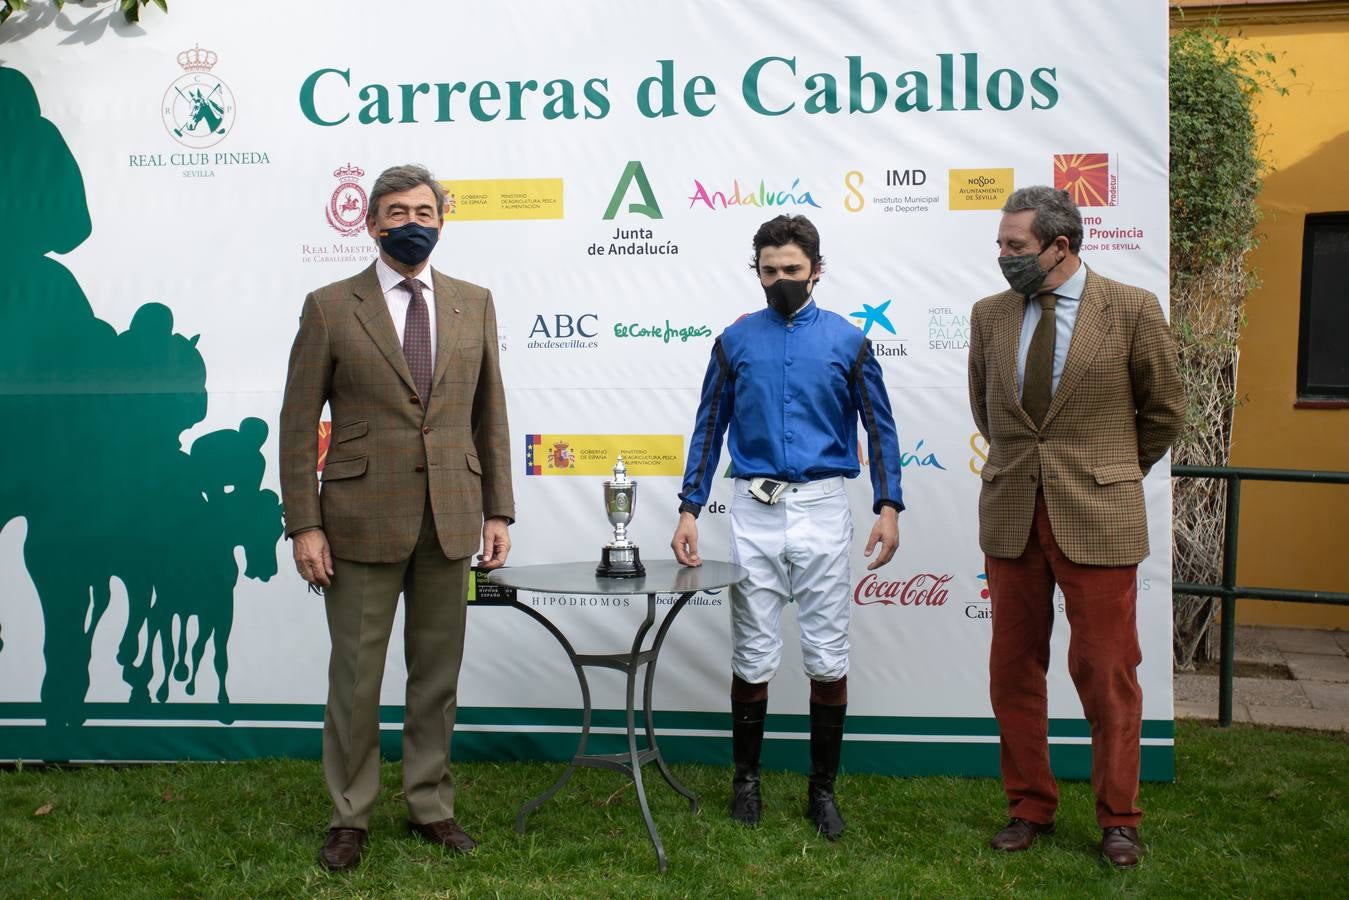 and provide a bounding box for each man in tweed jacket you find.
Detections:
[967,186,1183,868]
[279,164,514,871]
